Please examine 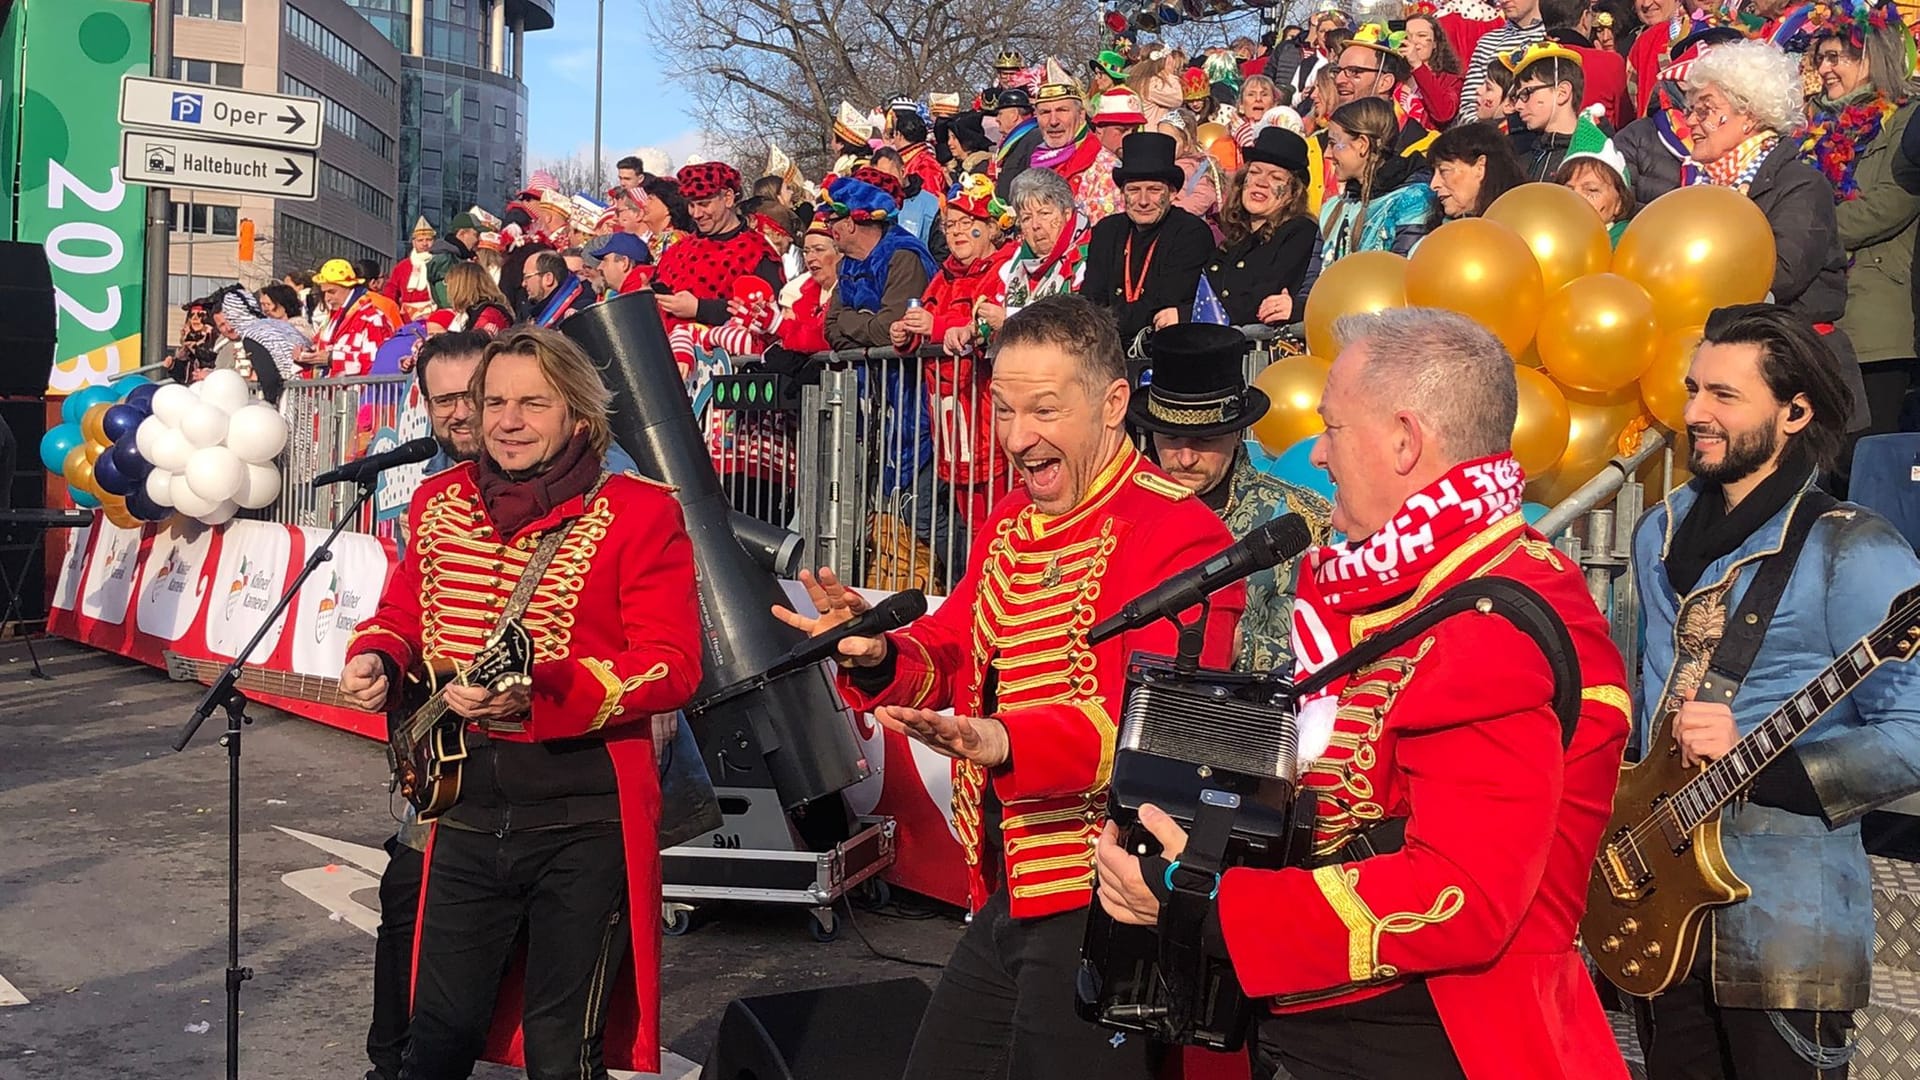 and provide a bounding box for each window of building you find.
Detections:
[275,214,380,278]
[282,75,395,162]
[421,148,442,172]
[174,0,244,20]
[168,274,236,307]
[492,160,505,183]
[321,163,395,222]
[462,95,478,122]
[172,203,241,237]
[493,104,507,128]
[171,59,244,87]
[283,5,397,102]
[422,89,443,114]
